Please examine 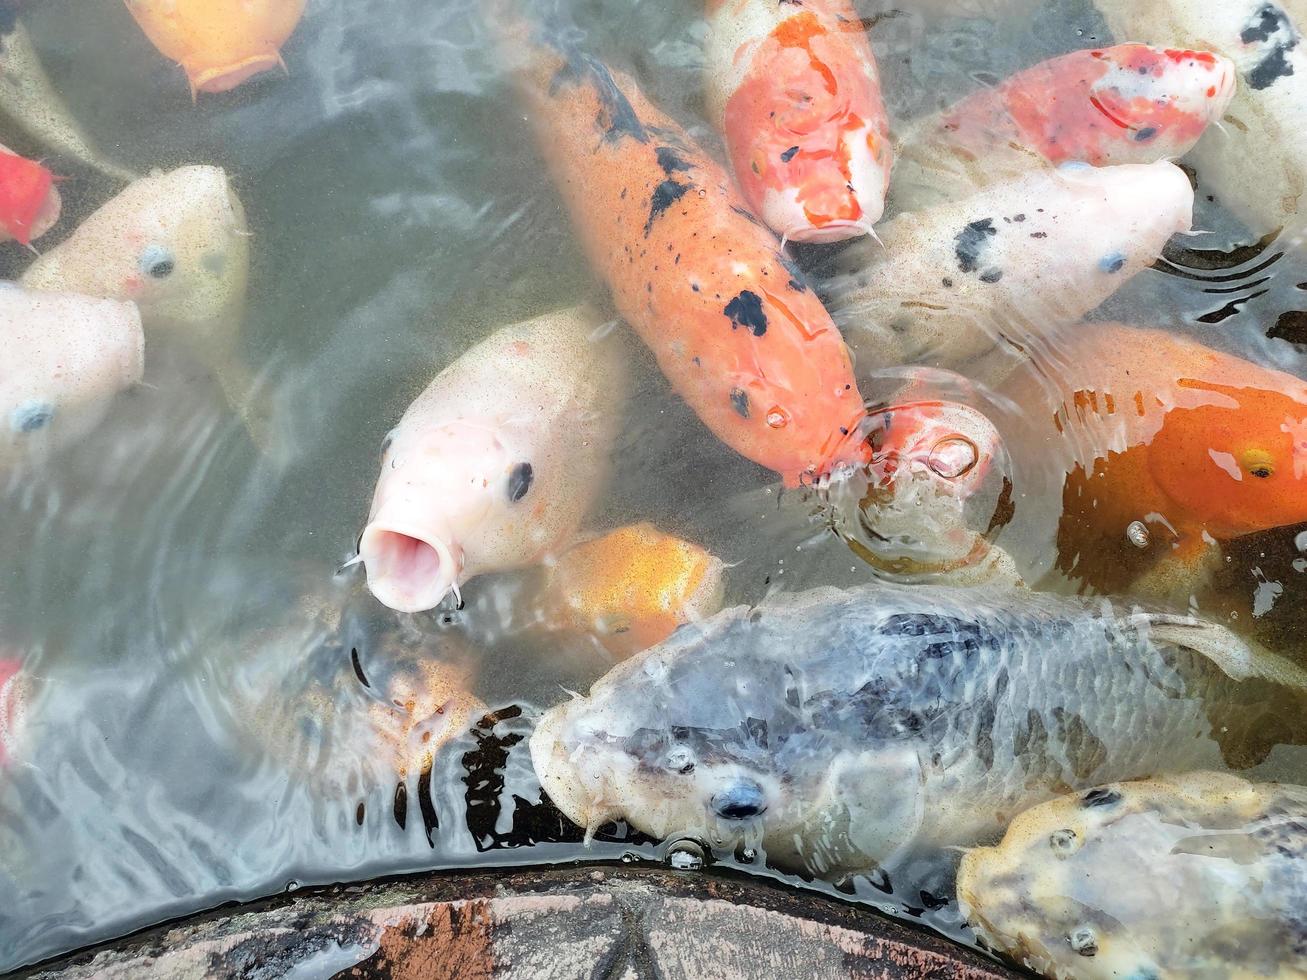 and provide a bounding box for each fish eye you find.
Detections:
[1242,450,1276,479]
[664,746,695,775]
[507,462,534,502]
[10,401,55,434]
[139,244,176,279]
[710,779,767,820]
